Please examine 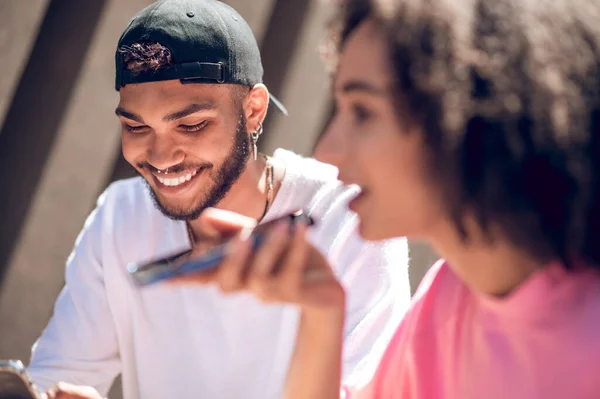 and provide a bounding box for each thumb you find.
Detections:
[197,208,257,240]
